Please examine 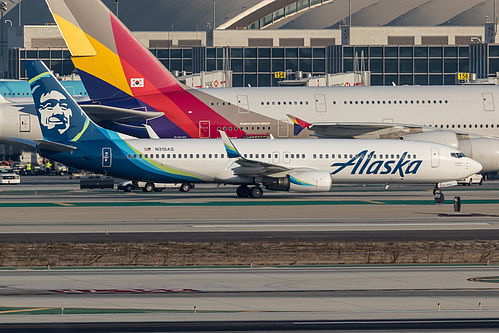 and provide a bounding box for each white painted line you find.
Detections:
[190,223,491,228]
